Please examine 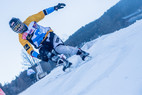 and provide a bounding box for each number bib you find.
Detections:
[22,21,51,48]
